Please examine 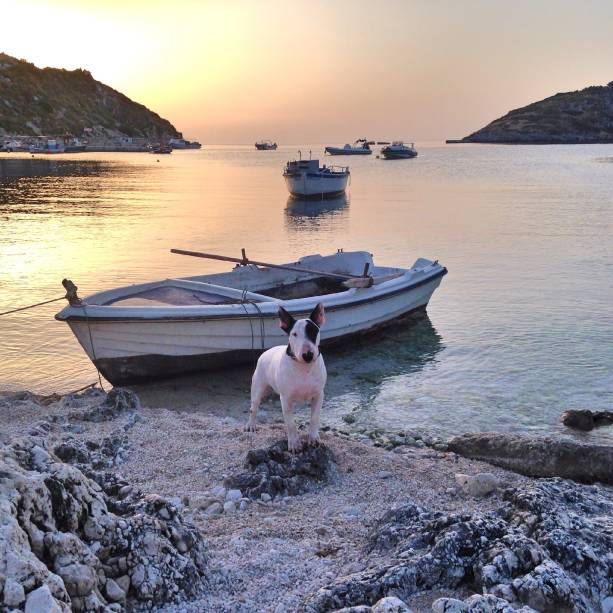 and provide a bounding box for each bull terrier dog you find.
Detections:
[245,303,327,451]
